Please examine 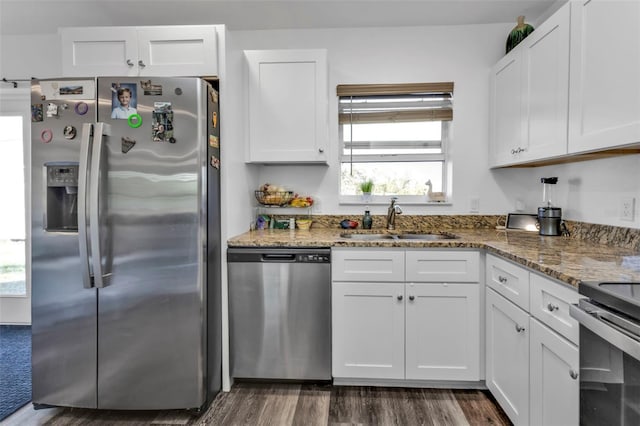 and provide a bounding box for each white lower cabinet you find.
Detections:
[332,249,481,383]
[486,288,530,425]
[485,253,580,426]
[332,282,405,379]
[529,318,579,426]
[405,282,480,381]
